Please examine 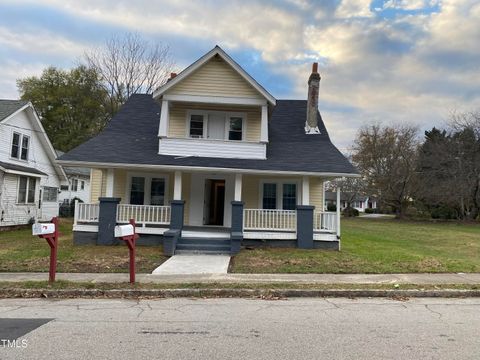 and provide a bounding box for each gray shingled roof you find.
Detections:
[58,94,357,175]
[55,150,90,177]
[0,160,47,176]
[0,100,28,122]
